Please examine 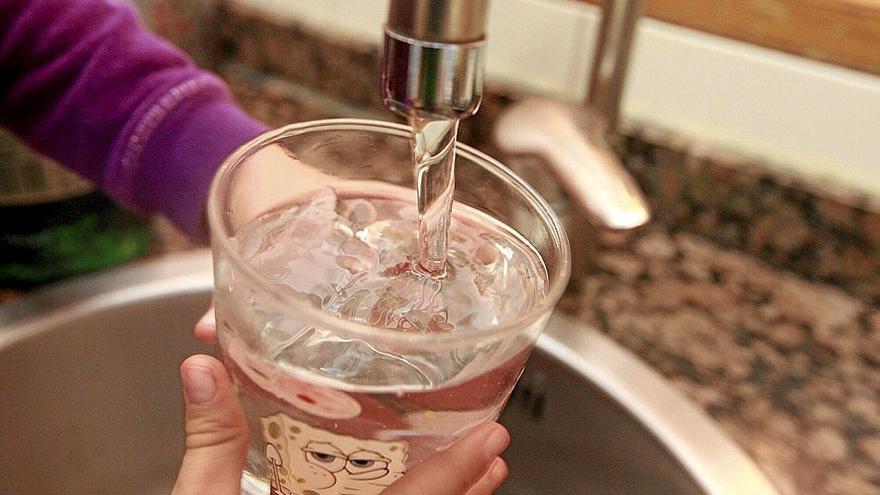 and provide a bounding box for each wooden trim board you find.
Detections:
[578,0,880,75]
